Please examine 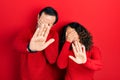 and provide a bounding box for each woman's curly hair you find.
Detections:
[60,22,93,51]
